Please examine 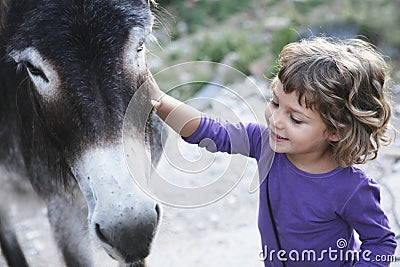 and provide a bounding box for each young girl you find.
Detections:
[149,37,397,266]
